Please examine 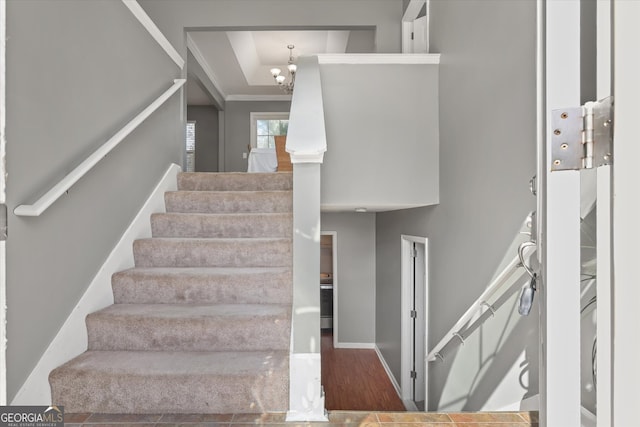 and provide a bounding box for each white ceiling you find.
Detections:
[186,29,375,104]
